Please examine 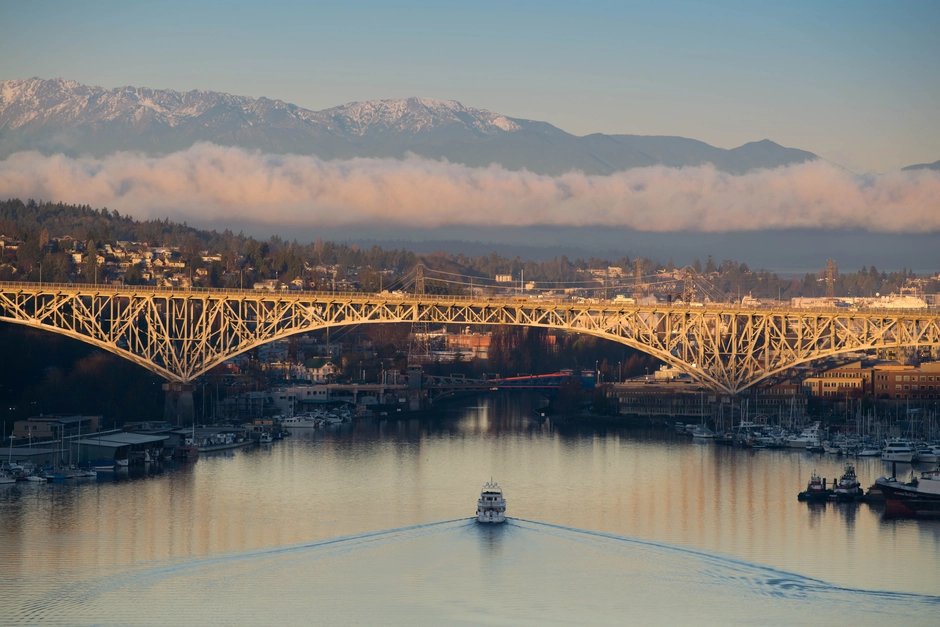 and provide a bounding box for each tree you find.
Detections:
[124,262,143,285]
